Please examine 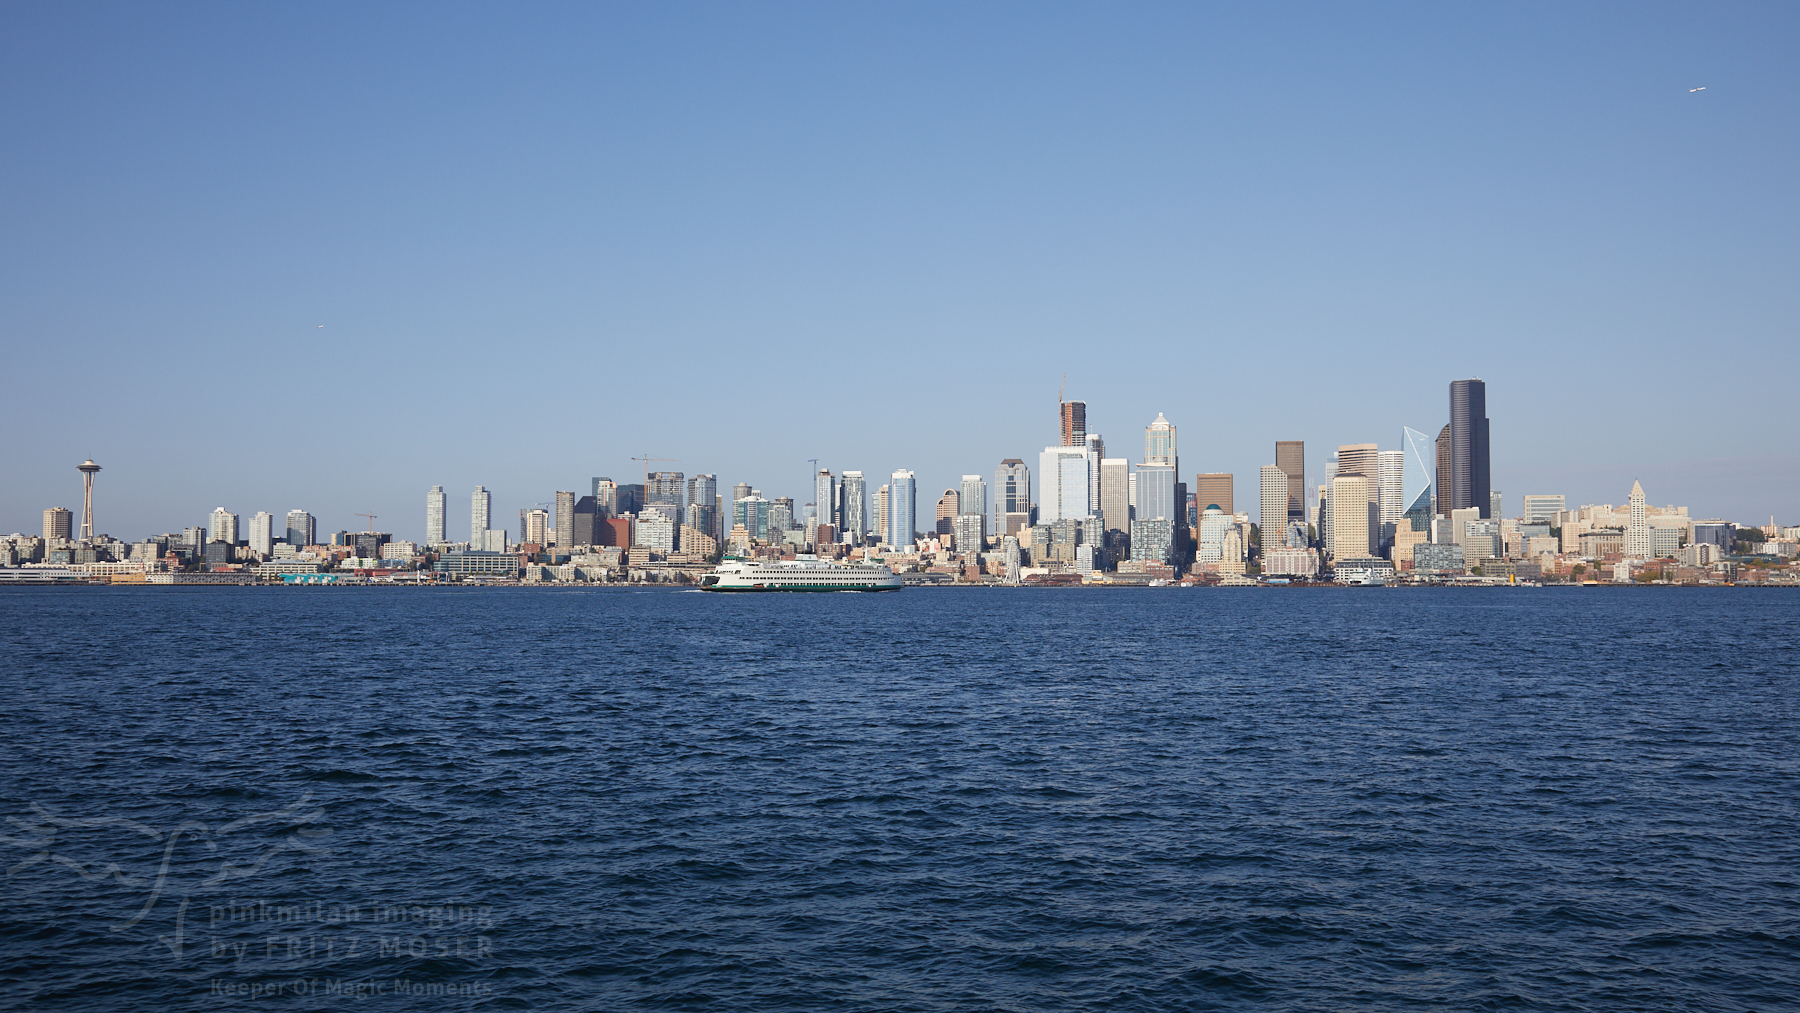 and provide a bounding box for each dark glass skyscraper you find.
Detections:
[1449,379,1492,519]
[1275,441,1305,523]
